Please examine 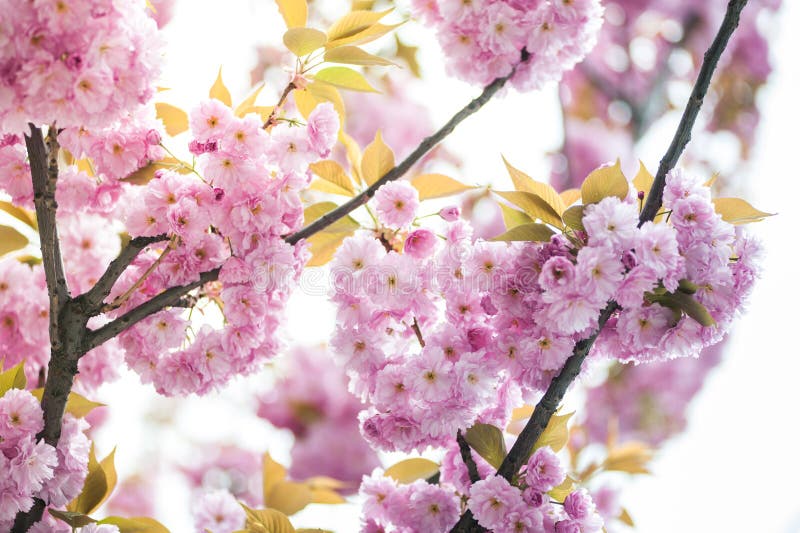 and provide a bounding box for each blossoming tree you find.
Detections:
[0,0,775,532]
